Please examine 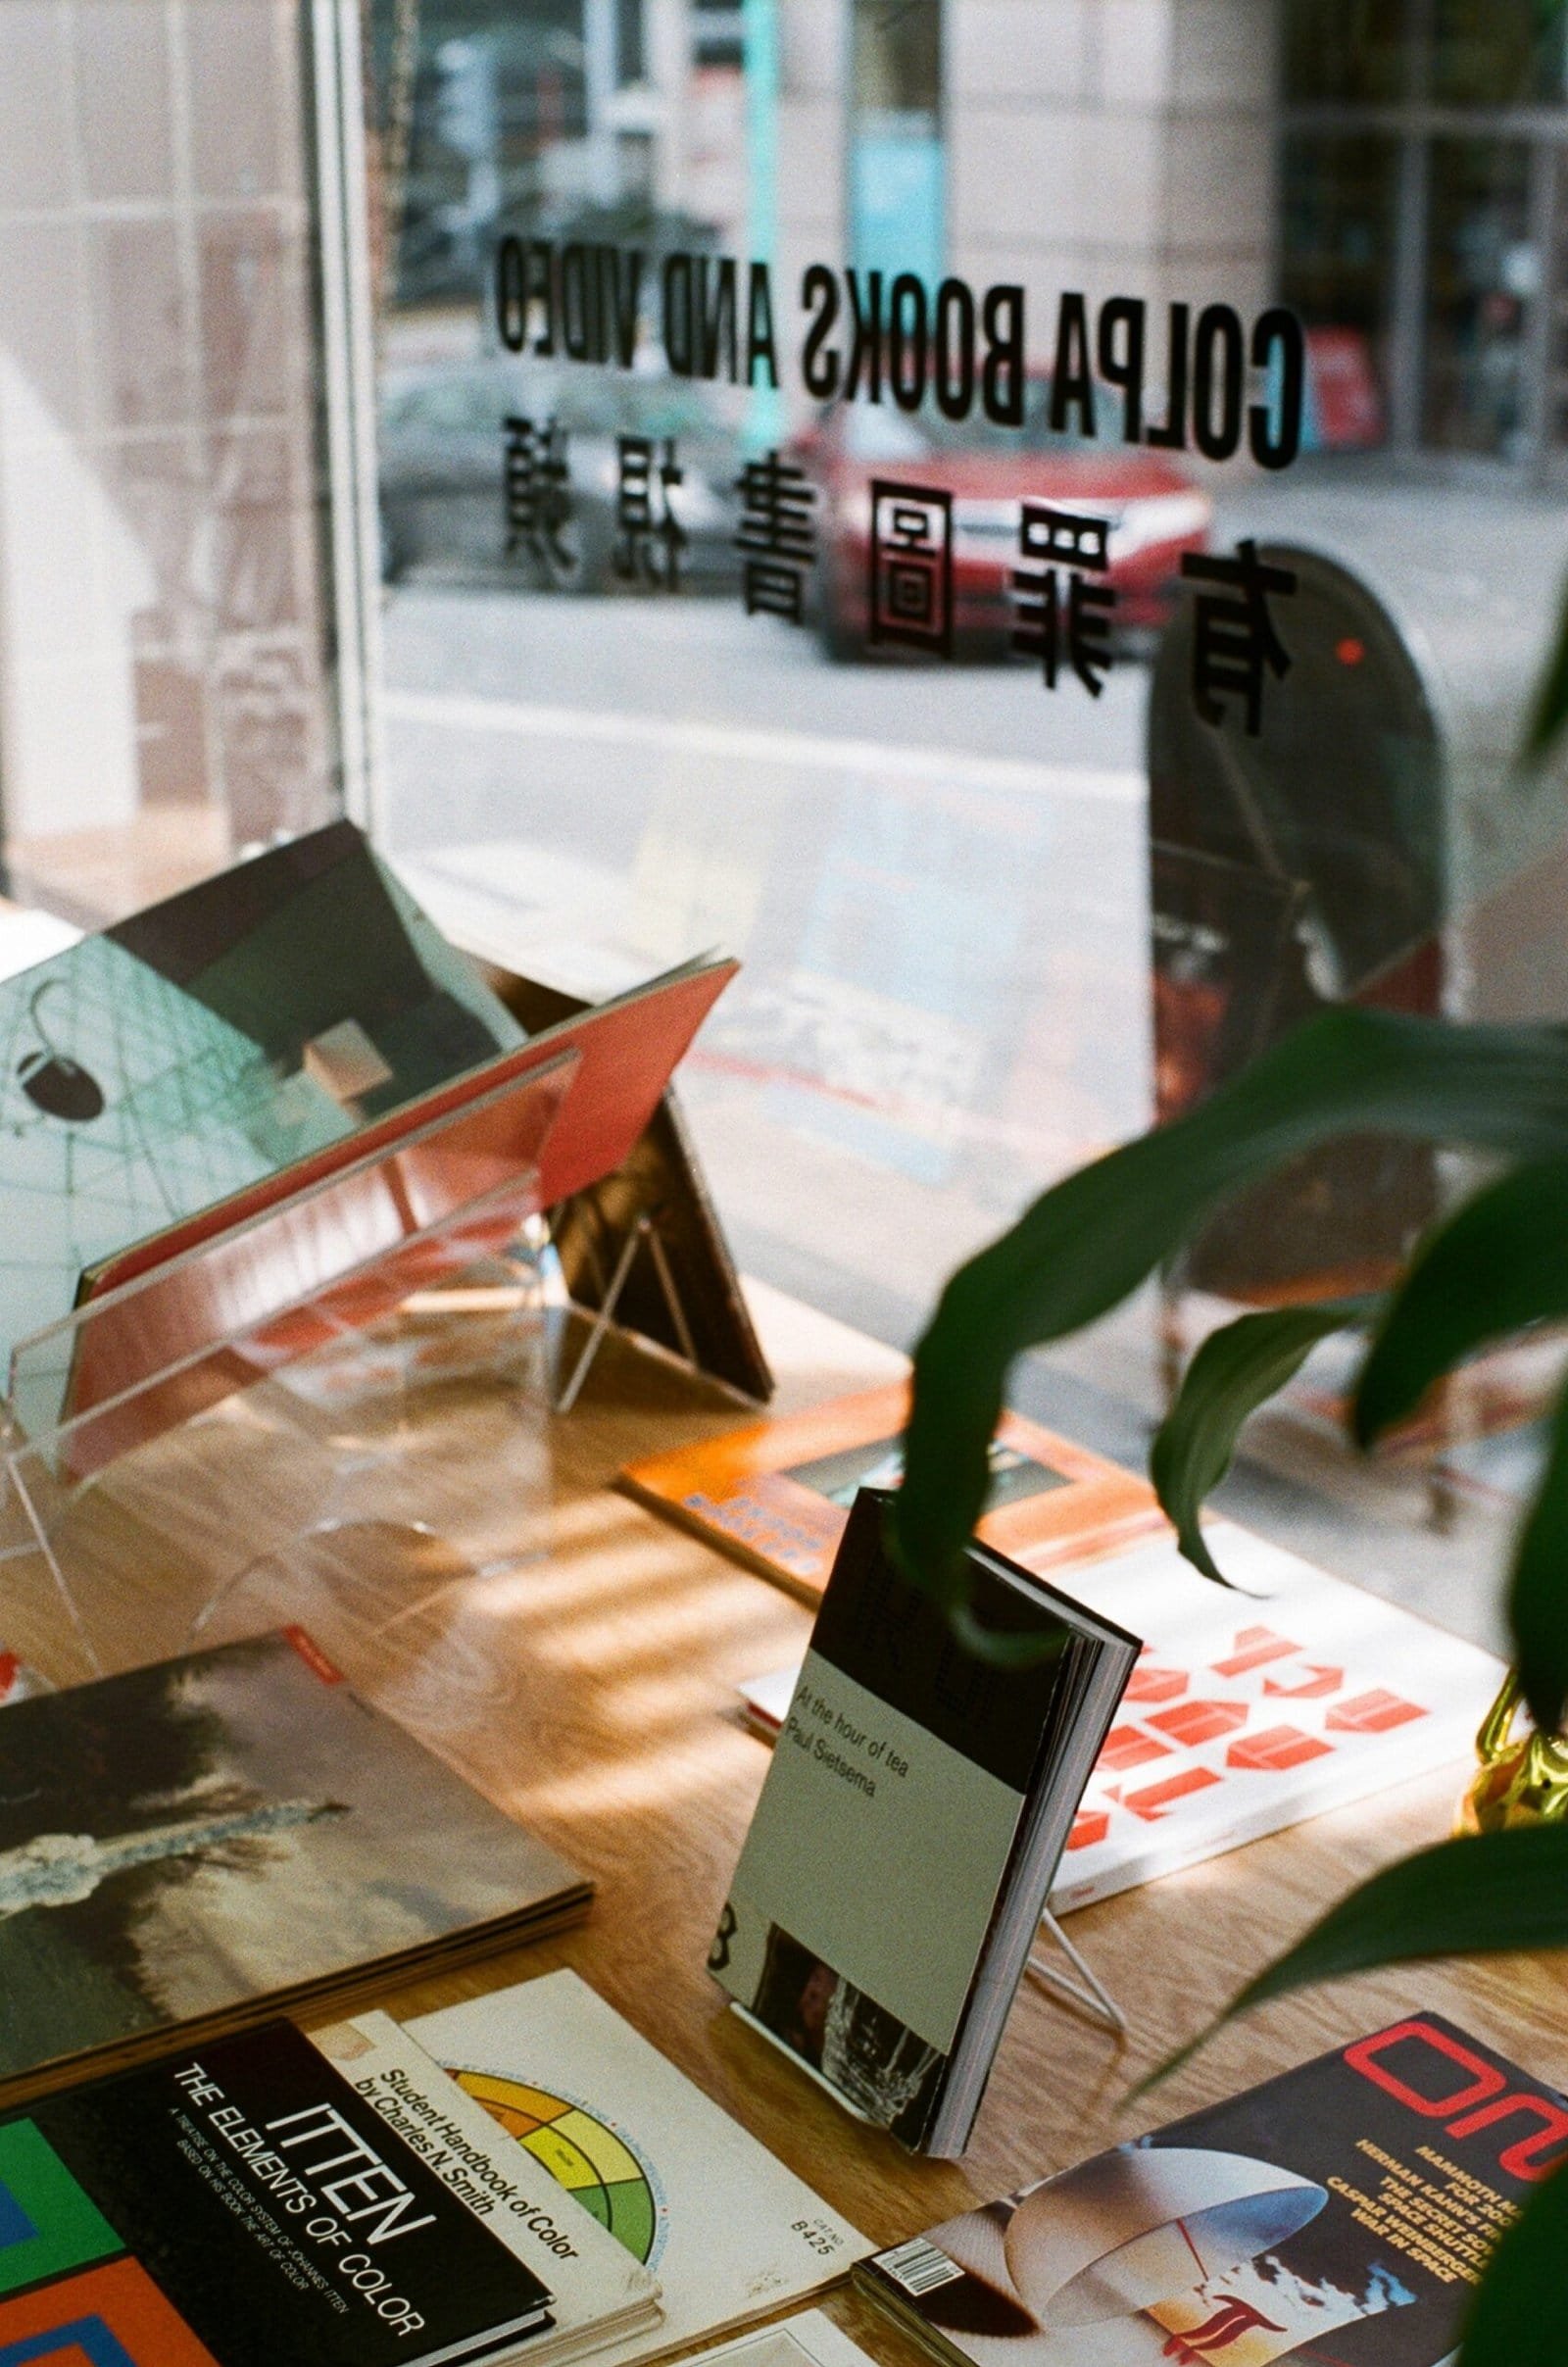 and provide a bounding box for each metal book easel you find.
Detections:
[550,1205,704,1413]
[1029,1905,1128,2036]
